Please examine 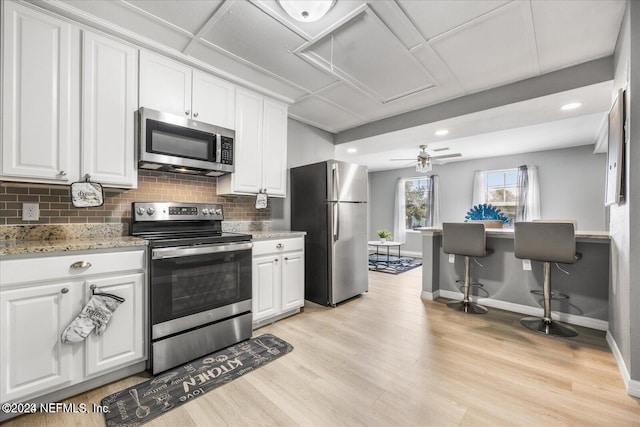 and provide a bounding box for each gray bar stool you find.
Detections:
[514,221,581,337]
[442,222,493,314]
